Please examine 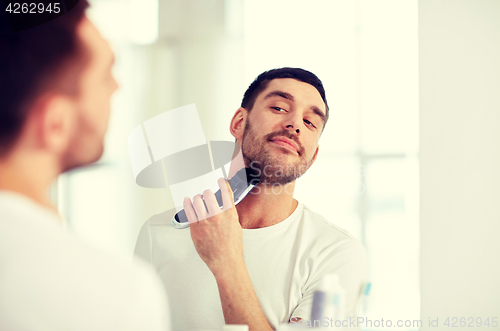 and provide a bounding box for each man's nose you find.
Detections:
[282,113,301,134]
